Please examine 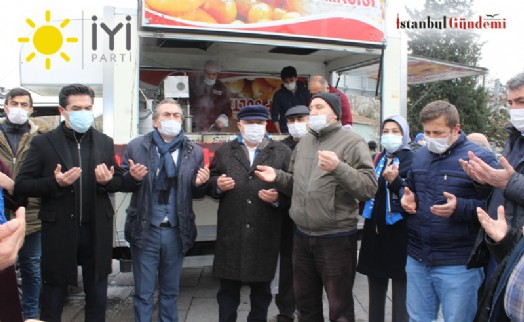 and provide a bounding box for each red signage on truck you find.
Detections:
[141,0,385,44]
